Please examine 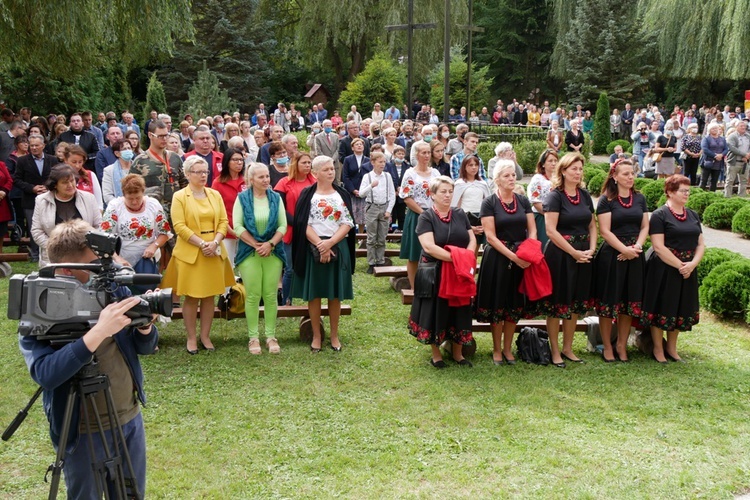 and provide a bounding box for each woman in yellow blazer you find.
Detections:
[161,156,235,354]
